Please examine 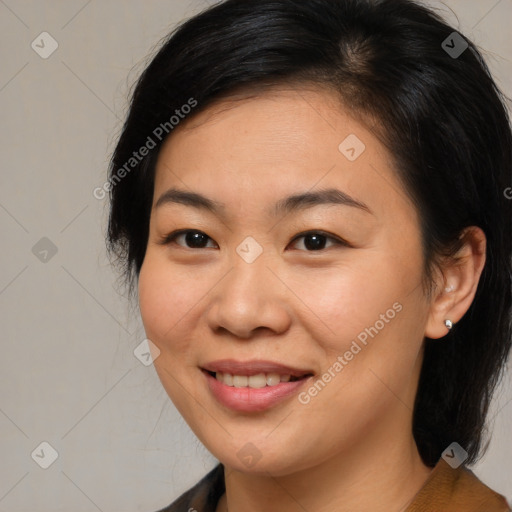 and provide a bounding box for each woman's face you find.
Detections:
[138,87,432,475]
